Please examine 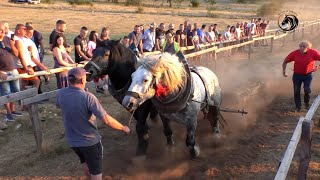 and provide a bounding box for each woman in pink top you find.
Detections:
[86,31,98,58]
[52,35,76,89]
